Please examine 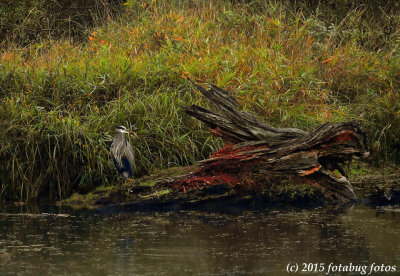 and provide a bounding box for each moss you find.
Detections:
[268,180,324,204]
[59,166,196,208]
[139,189,171,199]
[349,161,370,177]
[58,185,119,209]
[125,165,199,187]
